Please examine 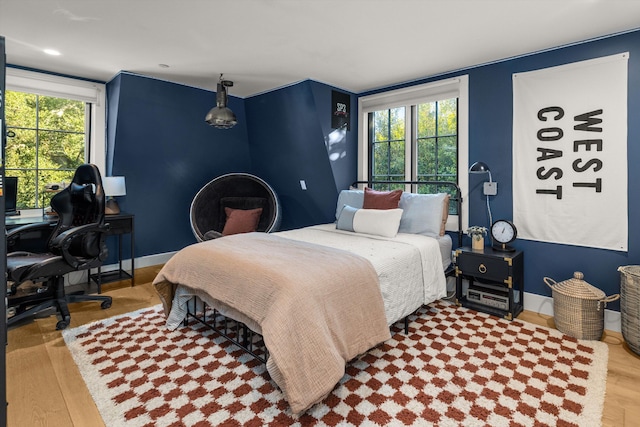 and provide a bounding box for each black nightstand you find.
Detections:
[455,247,524,320]
[89,212,135,291]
